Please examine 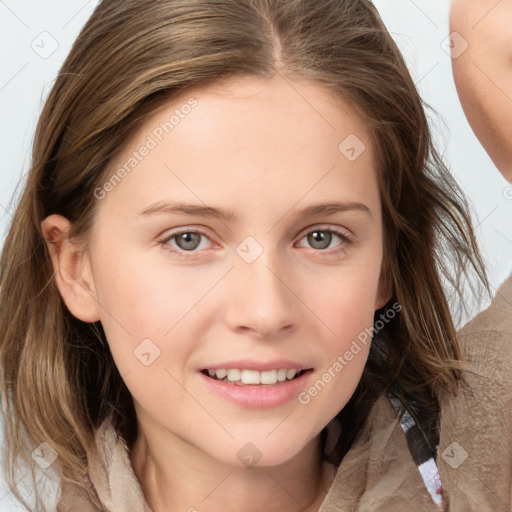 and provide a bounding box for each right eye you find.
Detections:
[158,228,216,256]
